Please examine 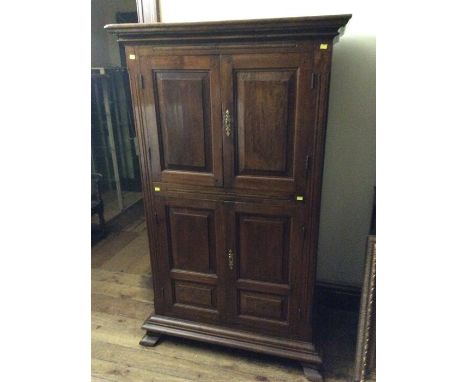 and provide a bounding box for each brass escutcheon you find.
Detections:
[224,109,232,137]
